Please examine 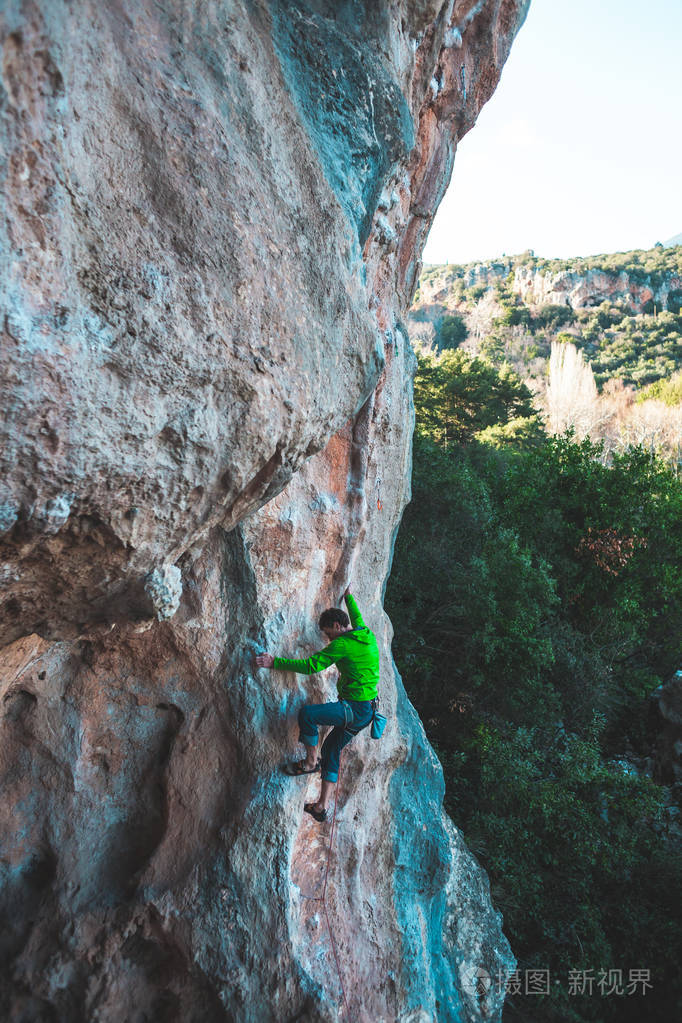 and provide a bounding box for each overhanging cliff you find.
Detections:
[0,2,529,1020]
